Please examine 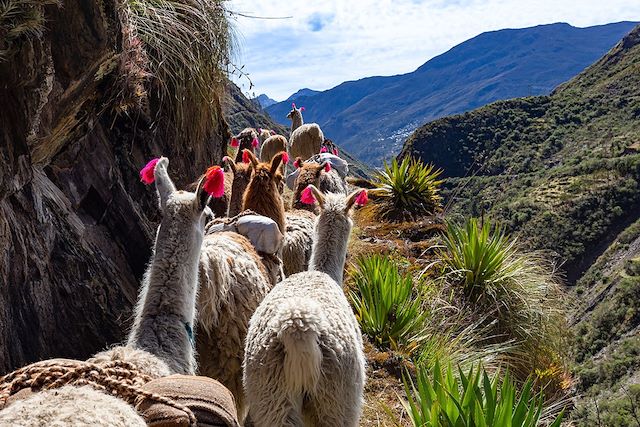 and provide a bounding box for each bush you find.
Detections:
[437,218,569,381]
[372,157,443,222]
[399,360,564,427]
[349,255,427,354]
